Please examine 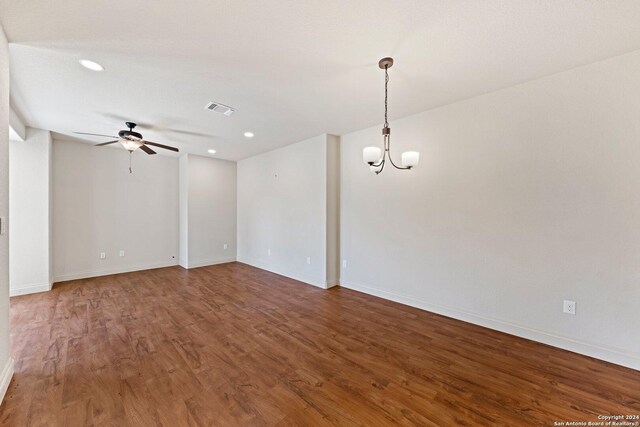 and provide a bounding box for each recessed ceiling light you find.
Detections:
[243,131,254,138]
[79,59,104,71]
[208,149,217,154]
